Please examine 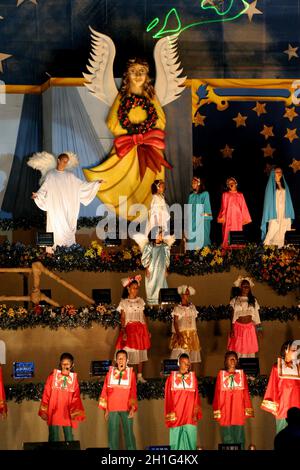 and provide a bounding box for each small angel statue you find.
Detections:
[83,29,186,220]
[28,151,102,251]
